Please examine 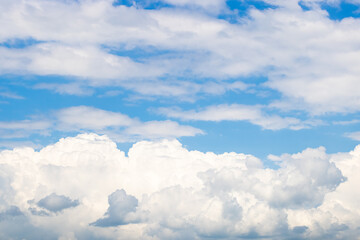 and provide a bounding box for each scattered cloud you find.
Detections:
[34,83,94,96]
[0,91,24,100]
[0,134,358,239]
[0,106,203,143]
[0,119,52,139]
[333,119,360,125]
[0,0,359,114]
[345,131,360,141]
[0,120,51,130]
[55,106,136,131]
[0,140,43,150]
[158,104,322,130]
[125,120,204,139]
